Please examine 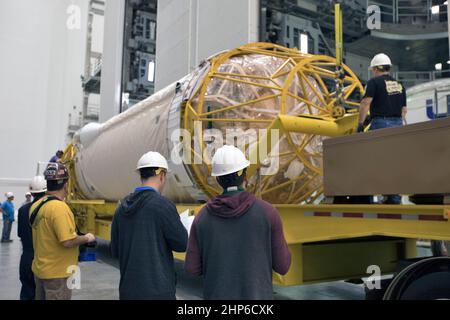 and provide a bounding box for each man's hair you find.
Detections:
[47,179,68,192]
[375,65,391,72]
[31,192,46,198]
[139,167,165,181]
[56,150,64,156]
[216,169,247,190]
